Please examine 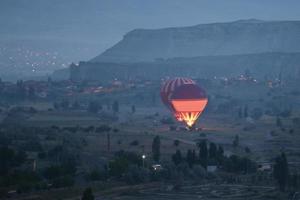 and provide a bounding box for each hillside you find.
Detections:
[91,19,300,63]
[68,52,300,81]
